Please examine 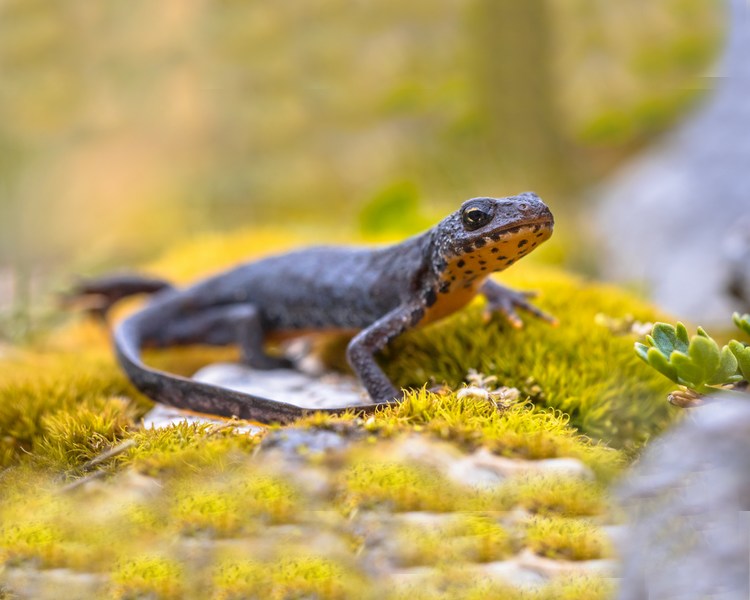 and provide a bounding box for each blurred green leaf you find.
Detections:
[687,335,720,384]
[652,323,679,356]
[733,313,750,337]
[670,351,703,388]
[729,340,750,381]
[646,347,679,383]
[358,181,430,237]
[709,346,741,385]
